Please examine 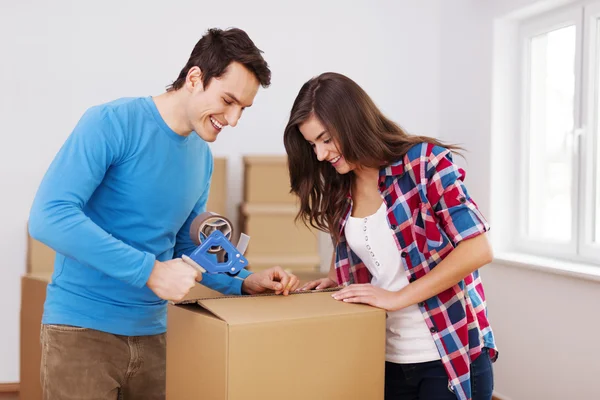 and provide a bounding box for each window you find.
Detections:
[516,2,600,264]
